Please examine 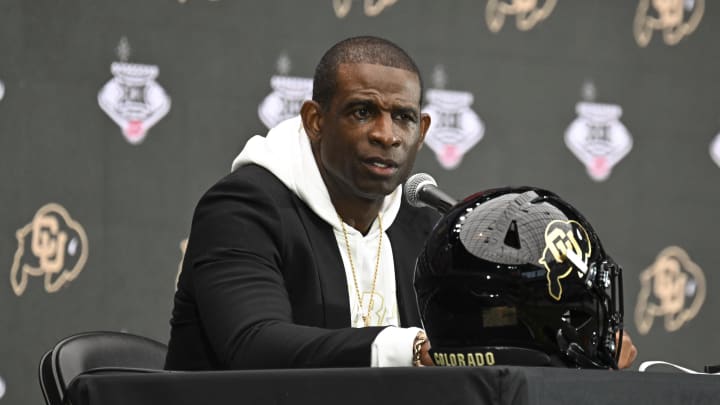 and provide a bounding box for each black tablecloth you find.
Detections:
[66,366,720,405]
